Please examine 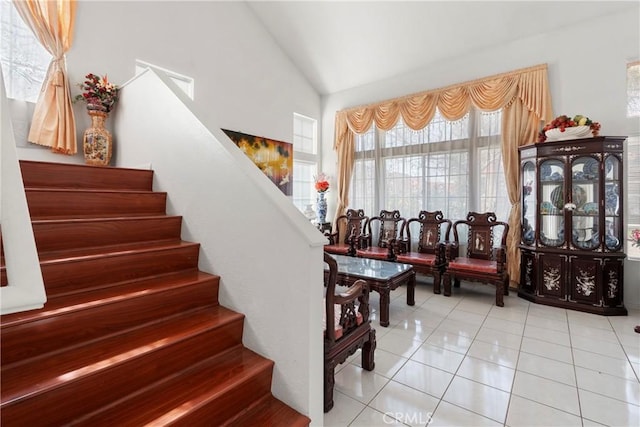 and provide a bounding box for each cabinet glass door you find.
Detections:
[571,156,599,250]
[539,159,564,247]
[604,155,622,250]
[522,161,536,245]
